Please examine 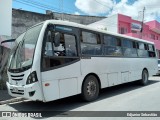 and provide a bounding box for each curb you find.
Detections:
[0,97,25,105]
